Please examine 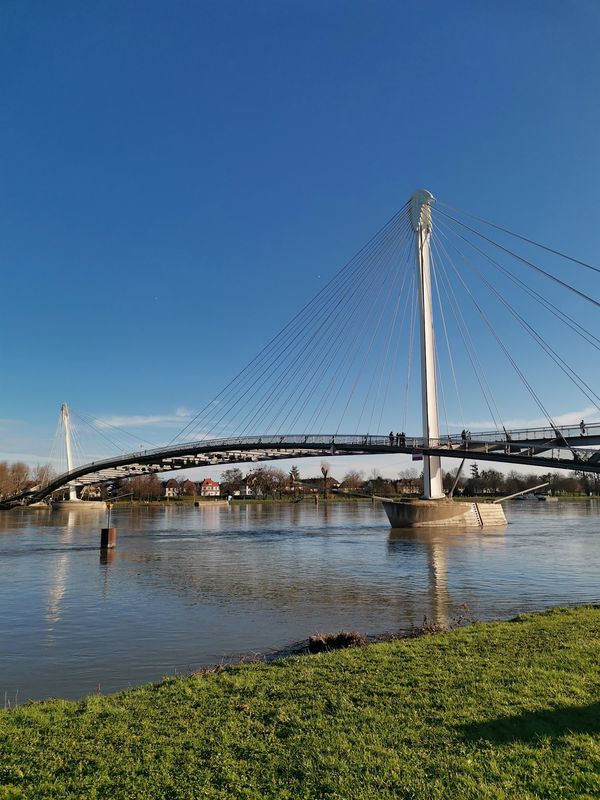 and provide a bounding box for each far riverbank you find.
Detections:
[106,493,598,507]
